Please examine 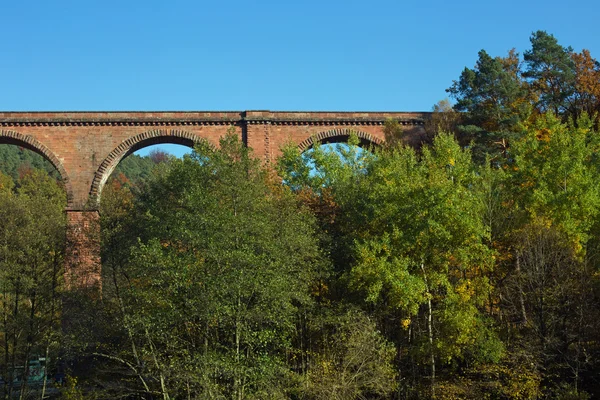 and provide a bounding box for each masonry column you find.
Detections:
[244,110,273,163]
[65,210,101,291]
